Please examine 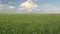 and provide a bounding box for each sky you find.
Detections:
[0,0,60,14]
